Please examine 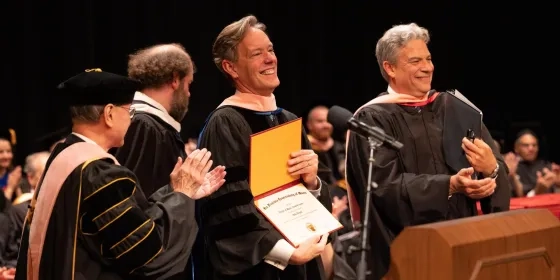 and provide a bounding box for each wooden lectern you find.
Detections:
[384,209,560,280]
